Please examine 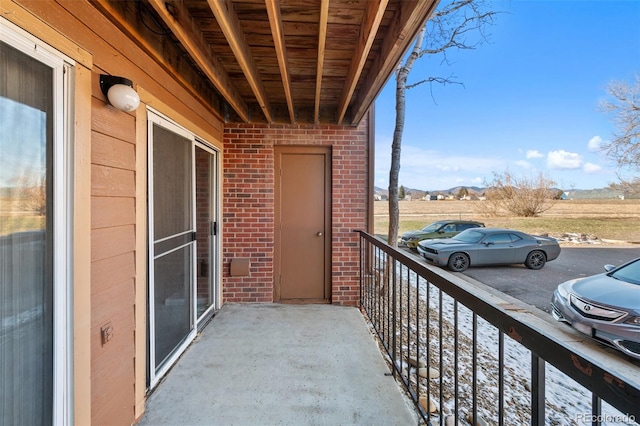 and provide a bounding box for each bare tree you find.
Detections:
[11,172,46,215]
[599,74,640,171]
[477,169,557,217]
[599,74,640,194]
[387,0,498,246]
[607,178,640,198]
